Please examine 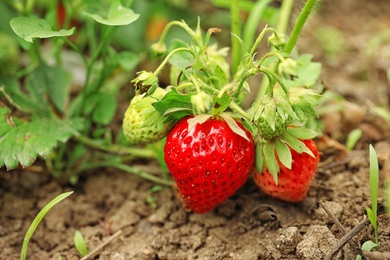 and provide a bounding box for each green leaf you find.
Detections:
[152,88,193,123]
[91,93,117,125]
[0,76,37,113]
[74,230,89,256]
[361,240,377,252]
[0,108,83,170]
[168,39,194,69]
[10,17,75,42]
[84,0,140,26]
[21,191,73,260]
[283,54,322,88]
[275,139,292,170]
[263,141,279,184]
[116,51,139,71]
[345,128,362,151]
[368,144,379,243]
[286,127,319,140]
[26,65,72,113]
